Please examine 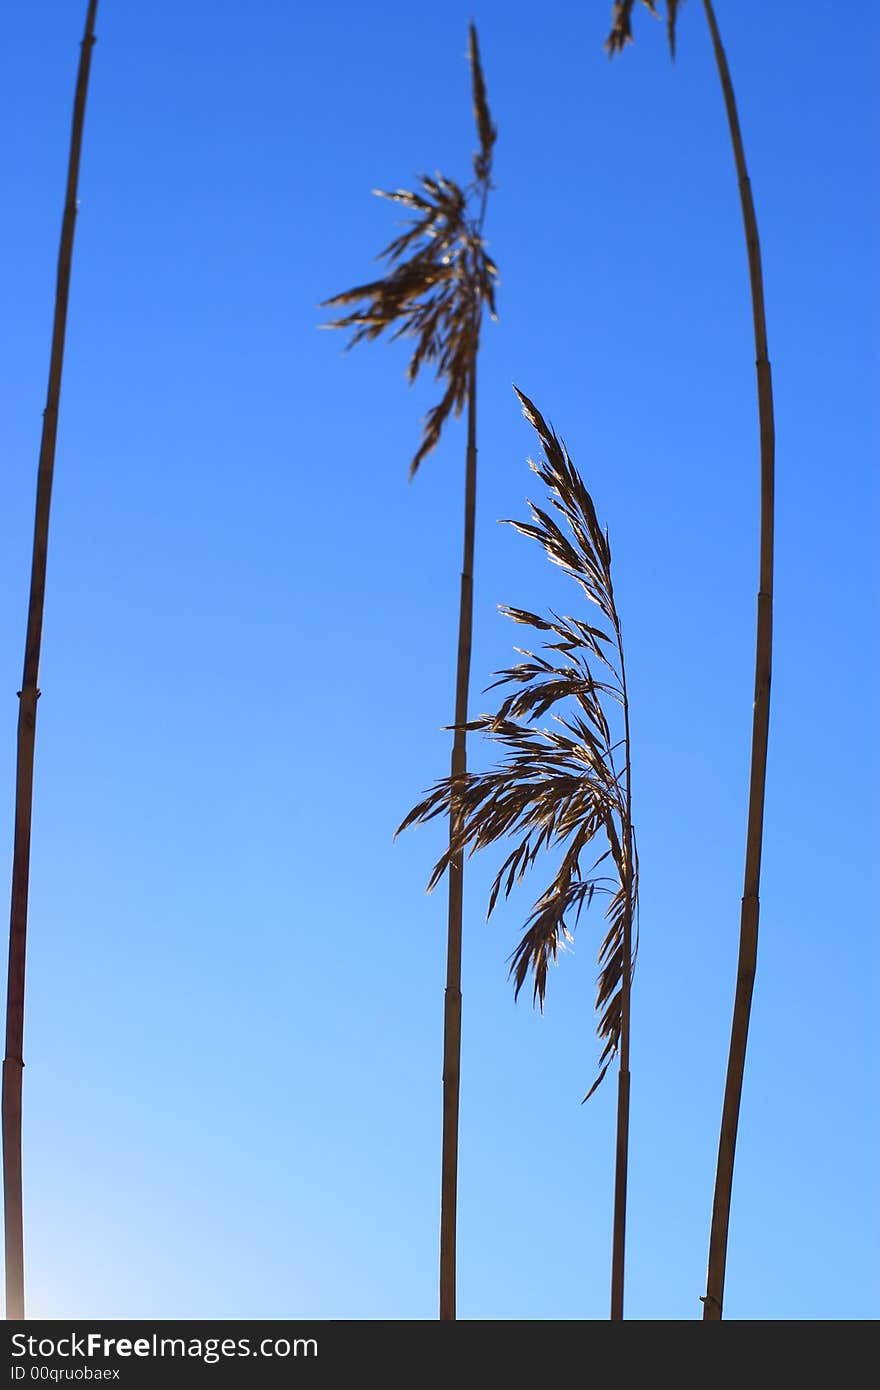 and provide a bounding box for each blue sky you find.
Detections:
[0,0,876,1320]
